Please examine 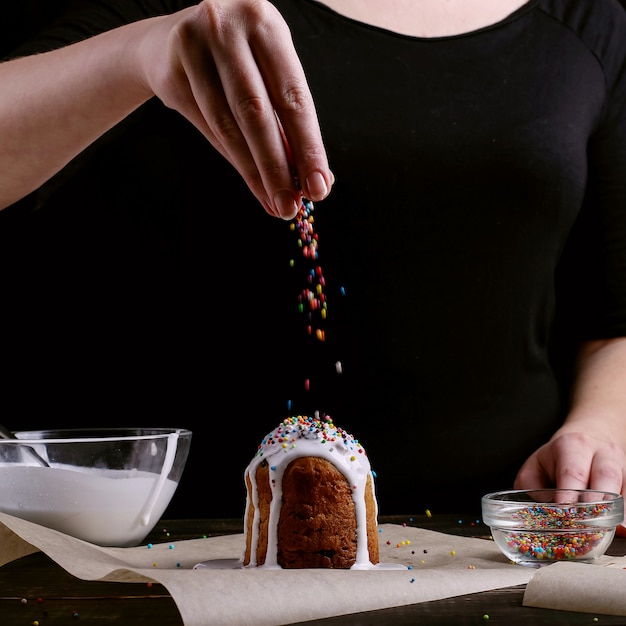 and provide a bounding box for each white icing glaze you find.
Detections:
[242,415,378,569]
[0,464,178,546]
